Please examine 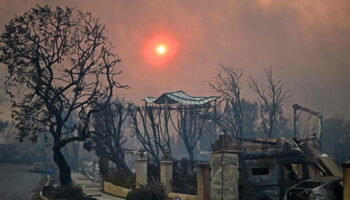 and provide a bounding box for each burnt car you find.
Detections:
[210,135,343,200]
[30,162,45,173]
[283,176,343,200]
